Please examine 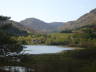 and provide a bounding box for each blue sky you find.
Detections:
[0,0,96,22]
